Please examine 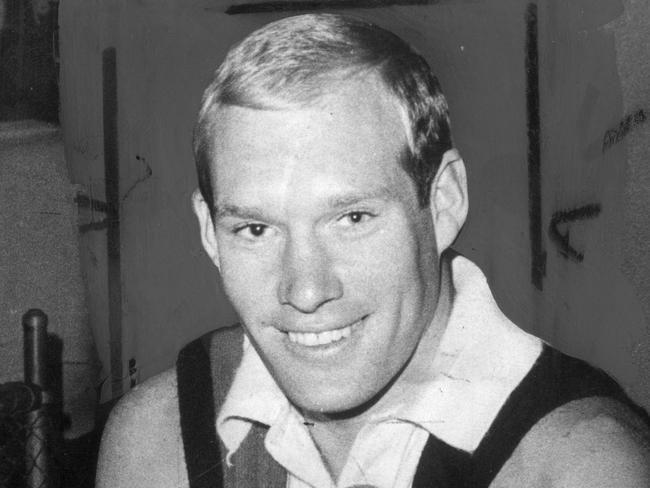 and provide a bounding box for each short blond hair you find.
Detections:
[194,13,452,213]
